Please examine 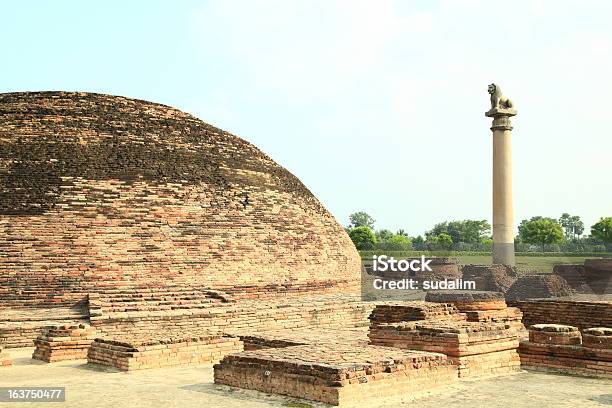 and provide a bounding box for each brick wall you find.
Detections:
[514,299,612,330]
[0,92,361,309]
